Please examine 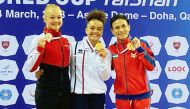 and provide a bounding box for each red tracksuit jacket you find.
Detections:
[108,37,155,96]
[26,28,70,89]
